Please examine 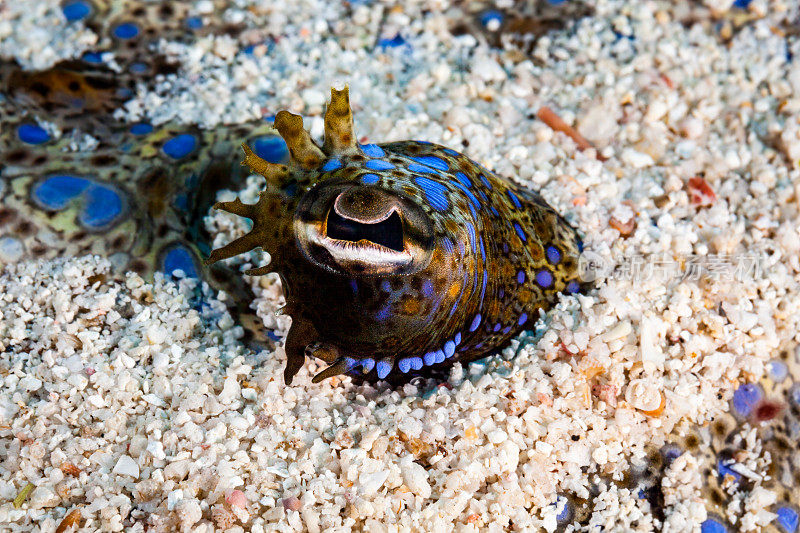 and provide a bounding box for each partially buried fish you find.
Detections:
[206,86,586,384]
